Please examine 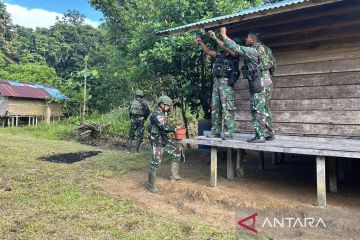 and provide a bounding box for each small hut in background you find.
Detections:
[0,80,66,127]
